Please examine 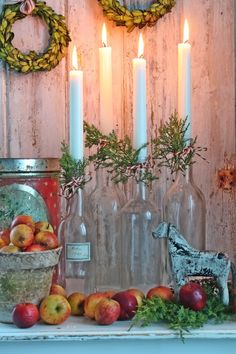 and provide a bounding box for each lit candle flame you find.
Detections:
[102,23,107,47]
[72,45,78,70]
[138,33,144,58]
[183,19,189,43]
